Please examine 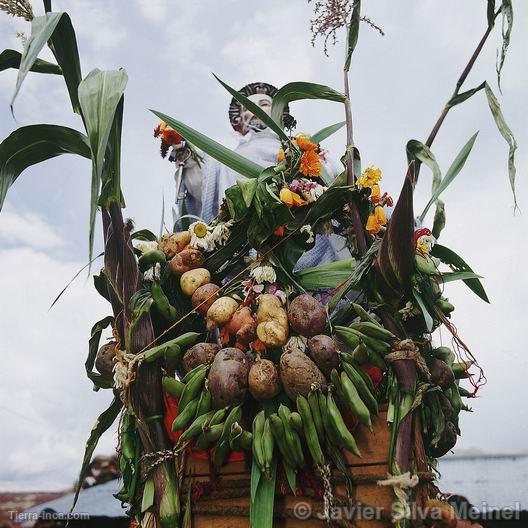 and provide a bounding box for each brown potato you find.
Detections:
[307,335,339,377]
[180,268,211,297]
[191,283,220,315]
[287,294,327,337]
[279,347,326,401]
[95,341,116,379]
[182,342,220,372]
[169,248,205,275]
[208,348,249,409]
[423,499,457,528]
[428,357,455,389]
[248,359,281,401]
[159,231,191,259]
